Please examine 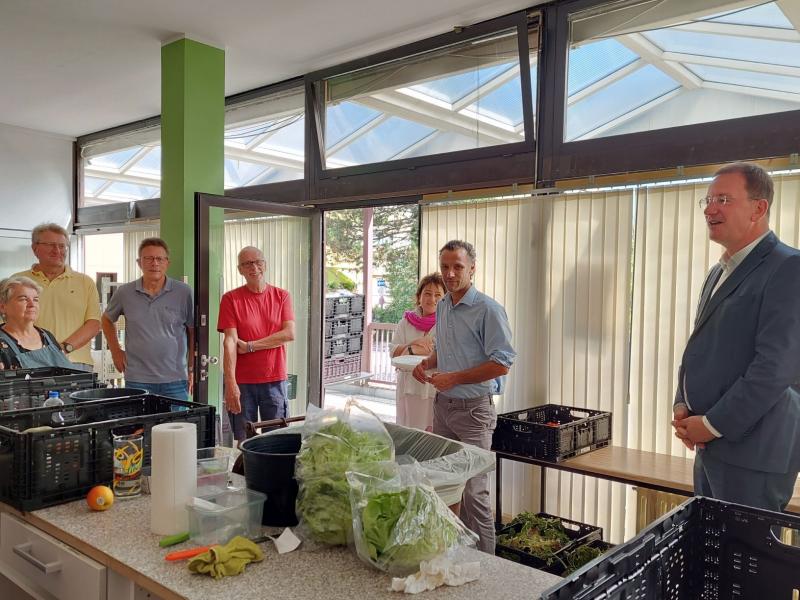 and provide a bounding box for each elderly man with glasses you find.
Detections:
[217,246,295,443]
[13,223,101,371]
[672,162,800,511]
[101,238,194,401]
